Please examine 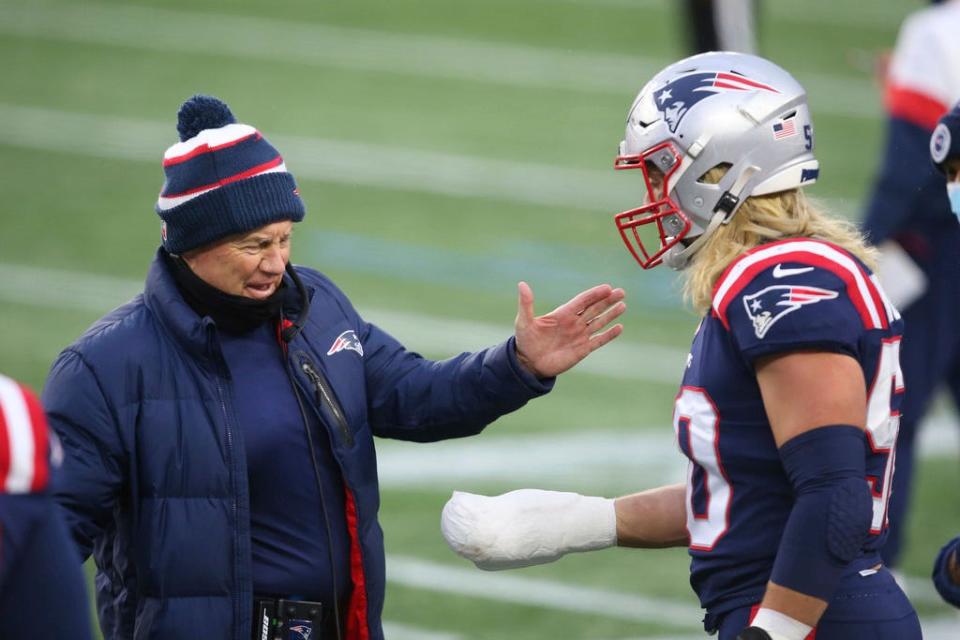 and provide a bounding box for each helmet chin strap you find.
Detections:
[663,210,726,270]
[662,165,759,271]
